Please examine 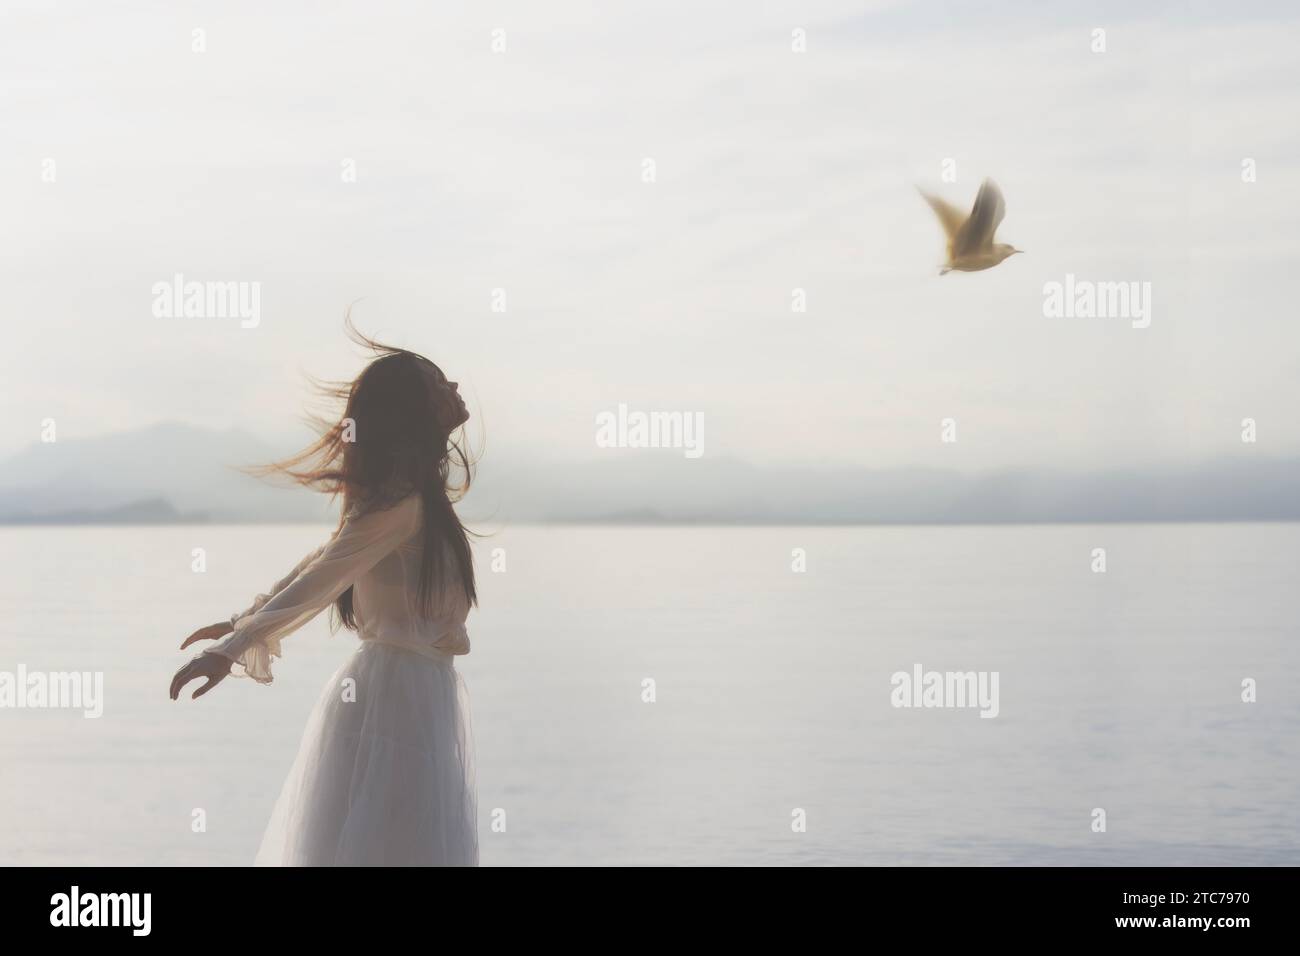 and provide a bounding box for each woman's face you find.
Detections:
[422,361,469,430]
